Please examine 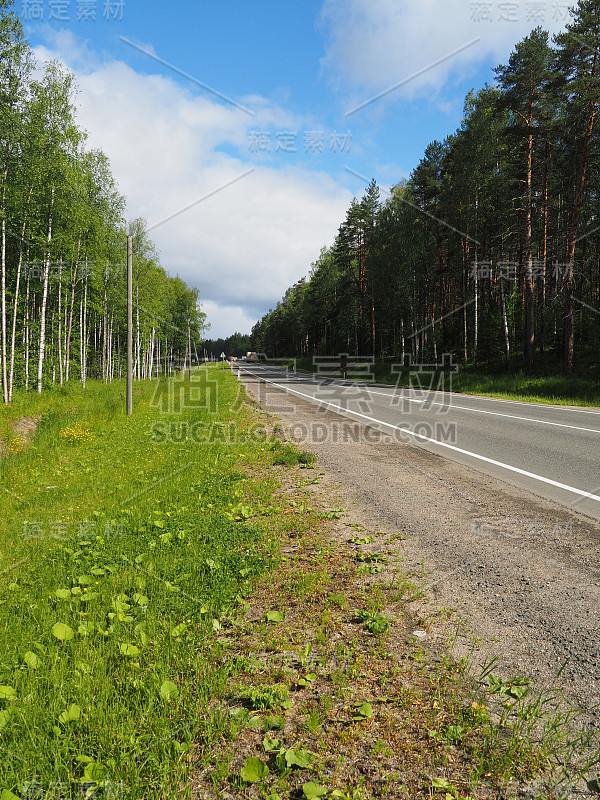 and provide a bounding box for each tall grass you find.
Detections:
[0,369,277,798]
